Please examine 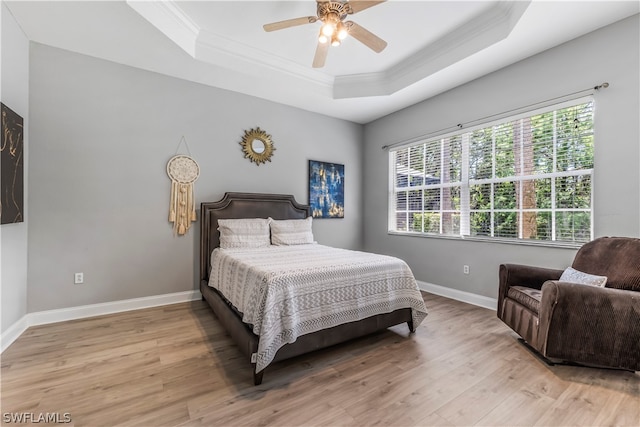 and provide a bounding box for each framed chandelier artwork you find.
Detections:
[309,160,344,218]
[167,137,199,235]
